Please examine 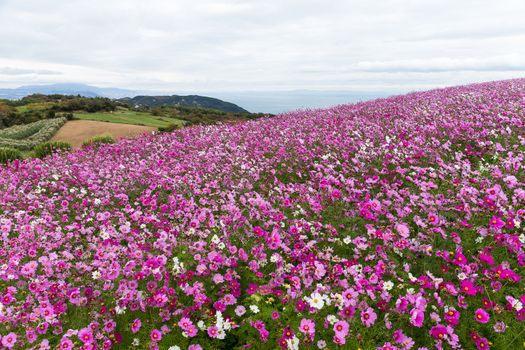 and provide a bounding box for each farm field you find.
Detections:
[0,79,525,349]
[51,120,156,148]
[73,109,185,128]
[0,117,66,150]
